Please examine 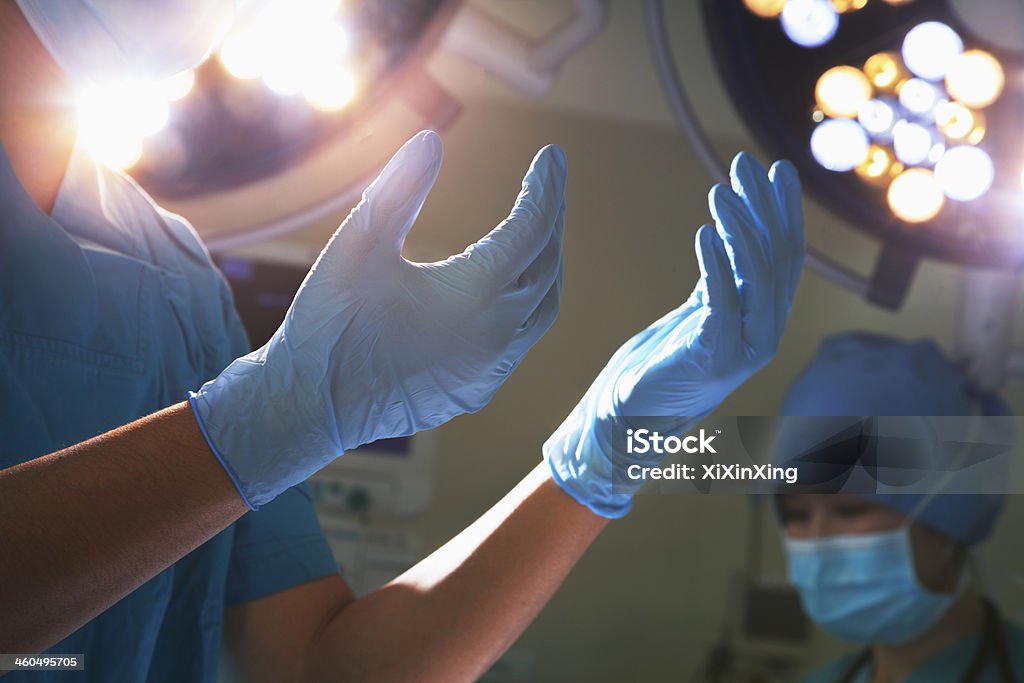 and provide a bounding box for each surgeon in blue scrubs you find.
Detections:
[776,333,1022,683]
[0,1,806,680]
